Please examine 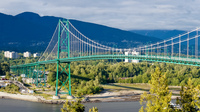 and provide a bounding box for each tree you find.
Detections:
[139,67,172,112]
[5,71,11,79]
[61,99,98,112]
[89,107,98,112]
[61,99,85,112]
[176,78,200,111]
[18,76,22,82]
[0,62,9,75]
[47,71,56,85]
